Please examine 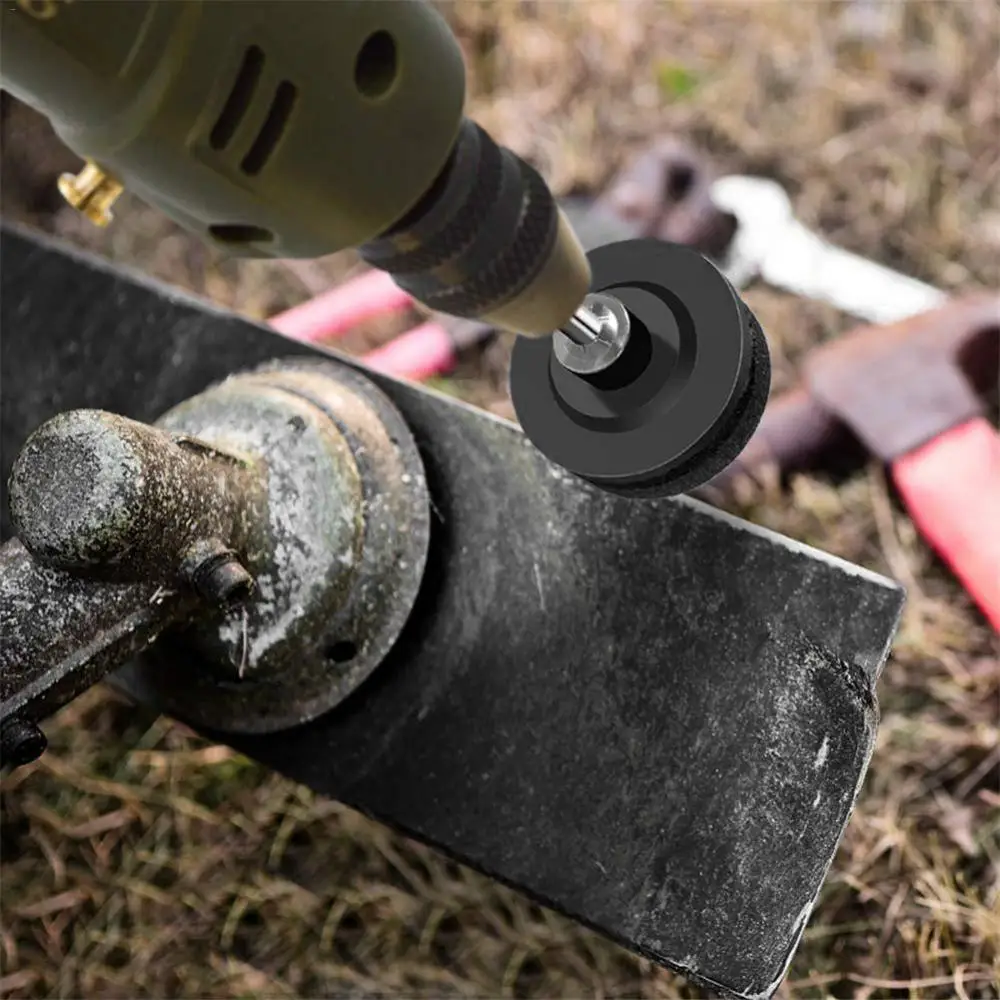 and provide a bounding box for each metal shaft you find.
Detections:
[8,409,268,583]
[560,302,605,346]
